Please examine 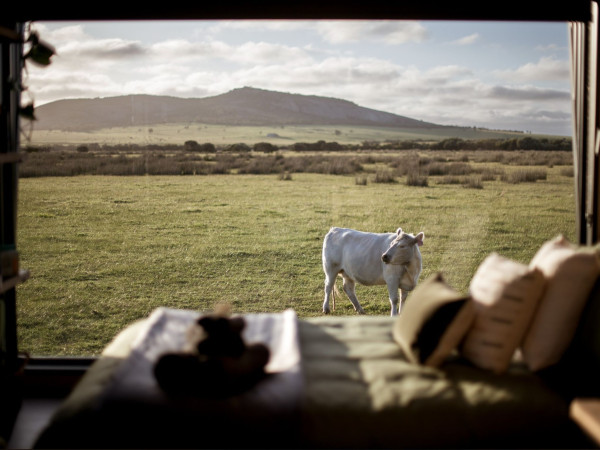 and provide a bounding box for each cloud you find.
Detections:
[232,41,313,65]
[495,56,569,82]
[316,21,429,44]
[31,23,88,43]
[63,39,146,59]
[150,39,231,60]
[449,33,480,45]
[486,85,570,101]
[423,65,473,84]
[206,20,310,34]
[25,68,119,101]
[208,20,430,45]
[31,23,146,61]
